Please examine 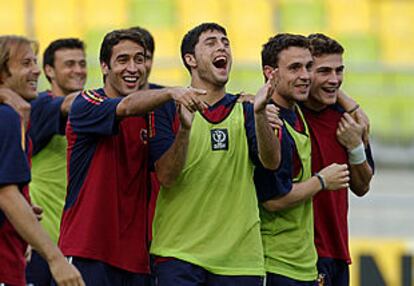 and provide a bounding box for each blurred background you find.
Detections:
[0,0,412,284]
